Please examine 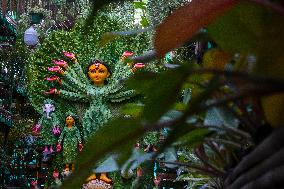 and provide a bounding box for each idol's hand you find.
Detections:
[45,76,62,84]
[63,52,77,63]
[44,88,60,95]
[47,66,64,75]
[52,59,68,69]
[132,63,145,72]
